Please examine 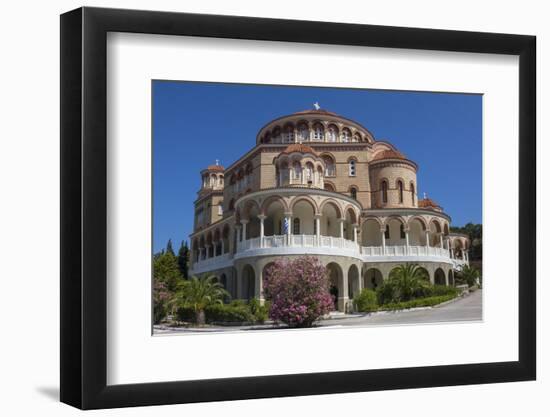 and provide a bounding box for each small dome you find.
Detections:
[206,164,225,172]
[418,198,441,209]
[372,149,407,161]
[281,143,317,156]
